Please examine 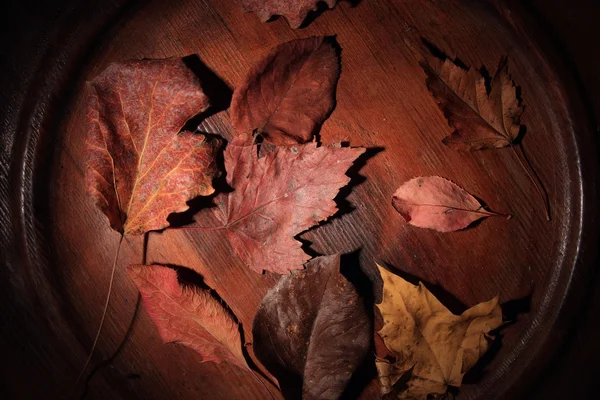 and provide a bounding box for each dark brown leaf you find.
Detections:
[86,58,221,235]
[419,49,549,219]
[237,0,339,29]
[230,37,340,146]
[252,254,371,399]
[421,56,523,150]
